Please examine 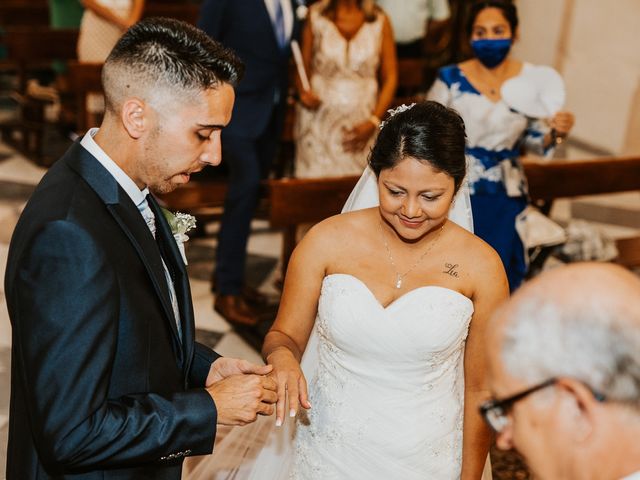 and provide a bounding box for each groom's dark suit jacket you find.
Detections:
[4,142,220,479]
